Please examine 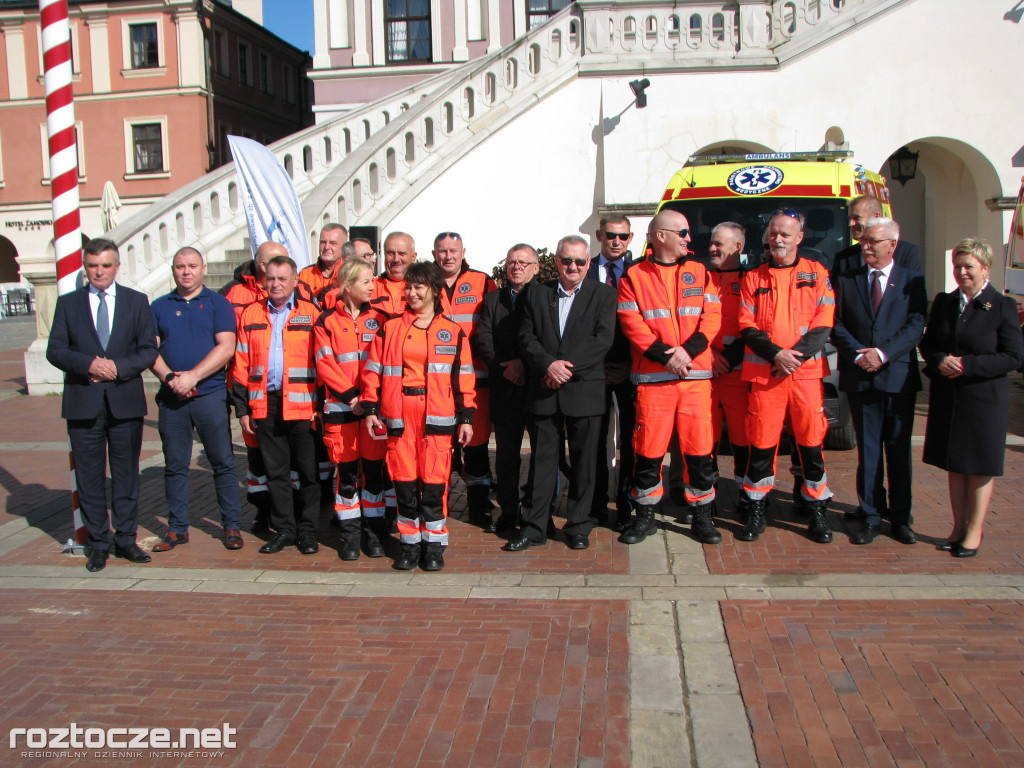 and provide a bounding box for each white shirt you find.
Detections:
[856,261,895,364]
[88,282,116,337]
[959,279,990,314]
[557,282,582,337]
[597,255,626,285]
